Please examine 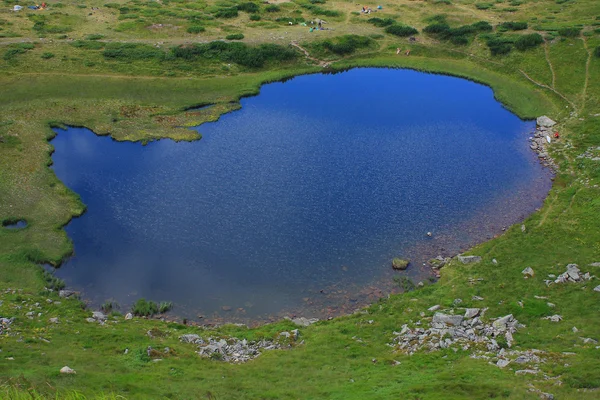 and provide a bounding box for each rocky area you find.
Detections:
[0,316,13,335]
[576,146,600,162]
[391,307,522,355]
[530,116,558,171]
[180,332,297,363]
[544,263,595,286]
